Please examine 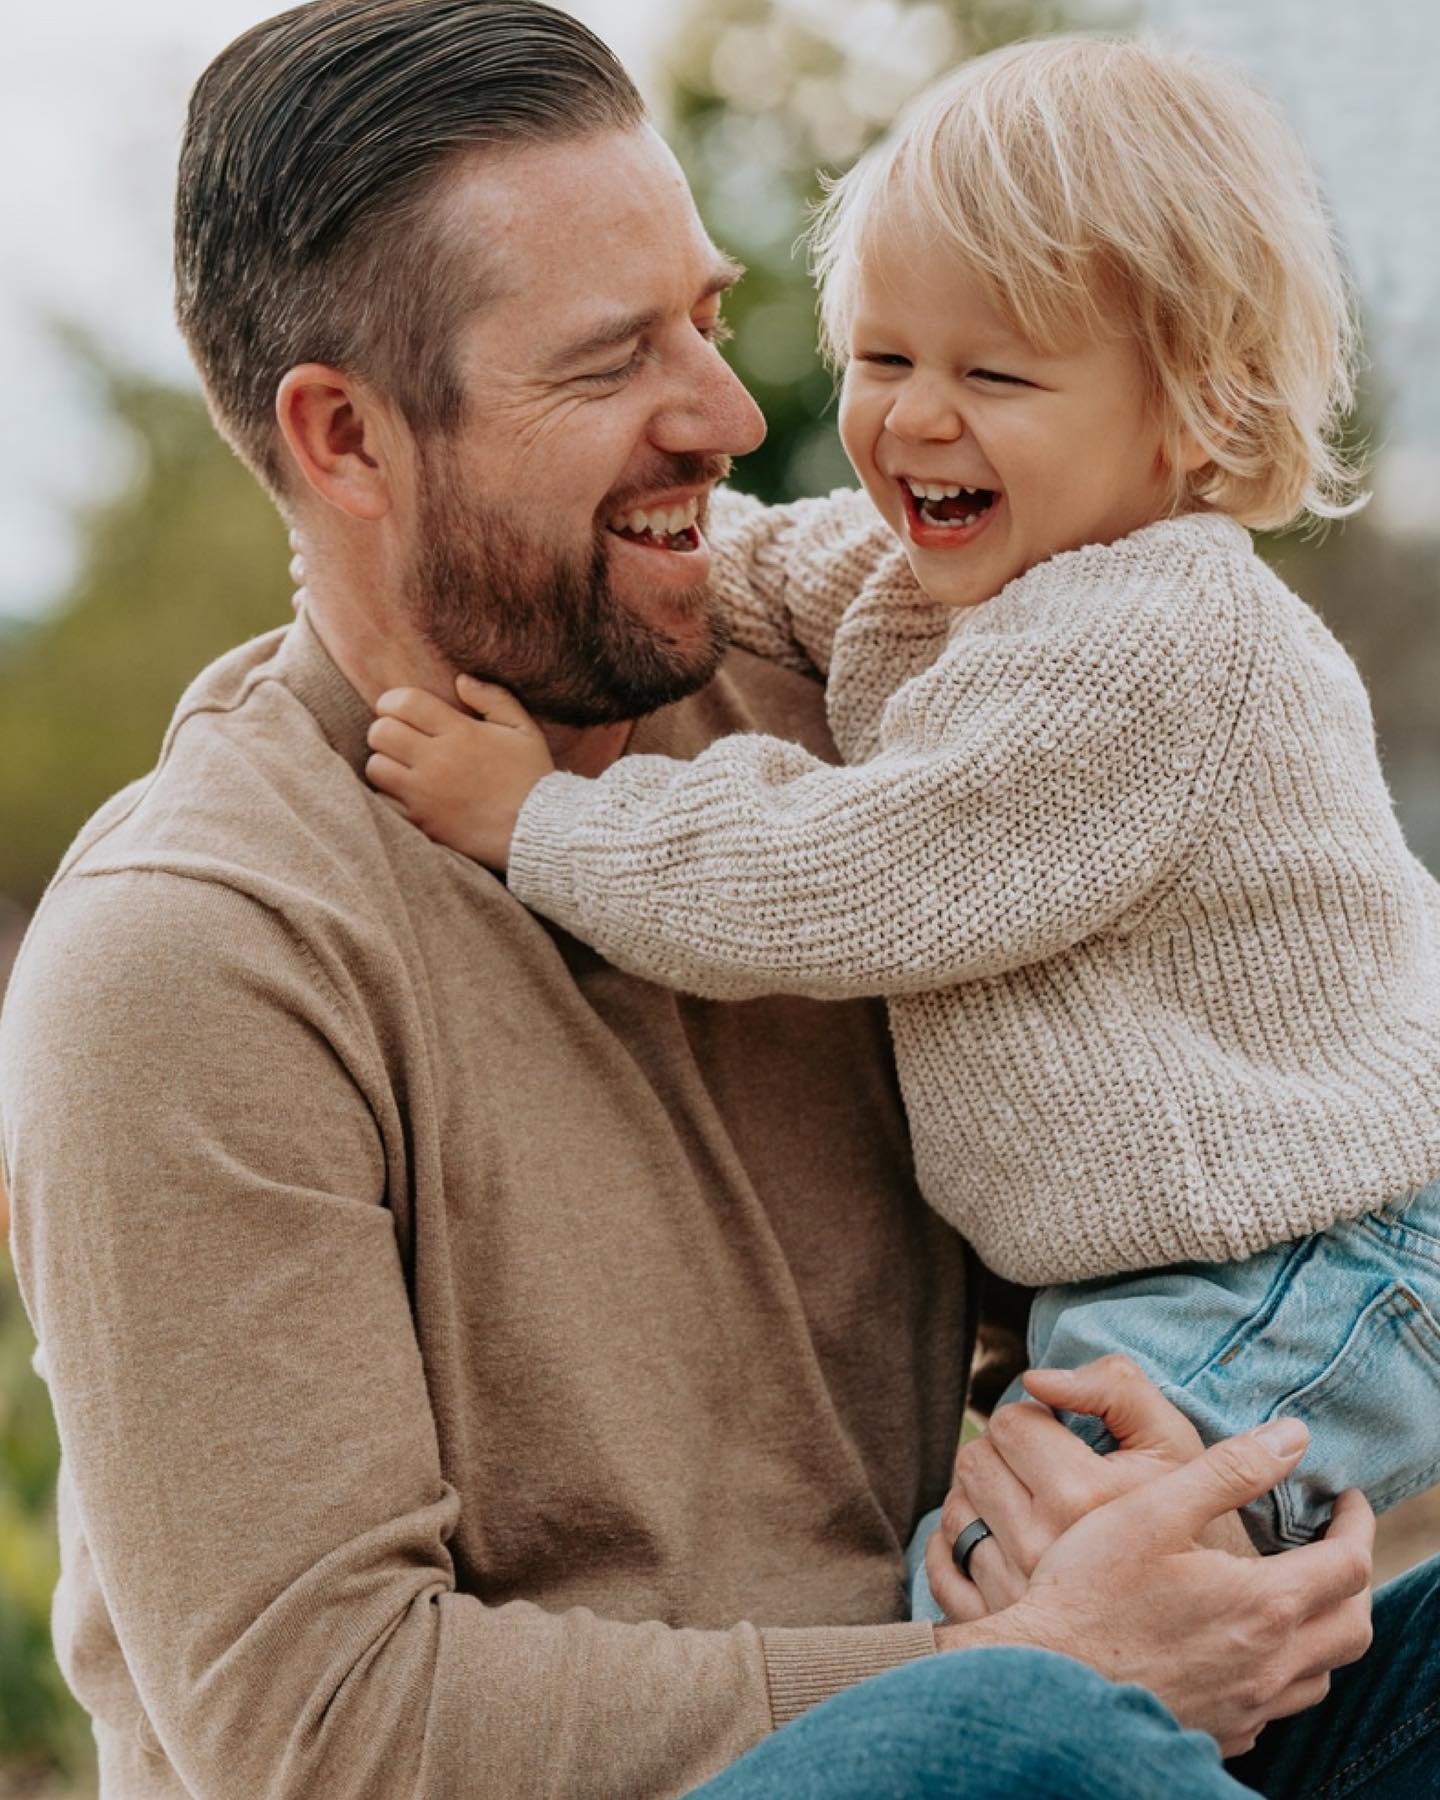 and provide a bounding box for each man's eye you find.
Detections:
[700,317,734,346]
[579,351,646,386]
